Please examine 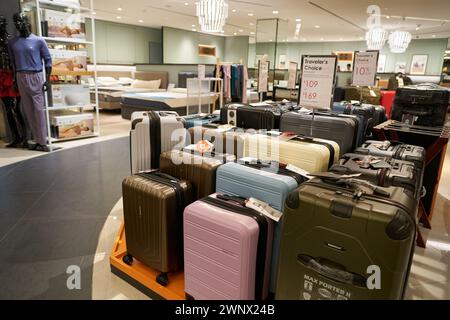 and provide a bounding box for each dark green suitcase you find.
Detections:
[276,174,417,300]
